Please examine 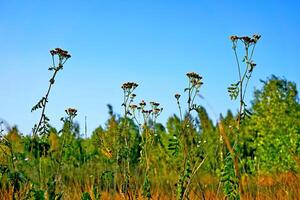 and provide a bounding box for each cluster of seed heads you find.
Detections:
[130,101,162,115]
[186,72,202,80]
[230,34,261,44]
[150,101,163,117]
[65,108,77,117]
[48,48,71,73]
[186,72,203,87]
[50,48,71,59]
[121,82,139,90]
